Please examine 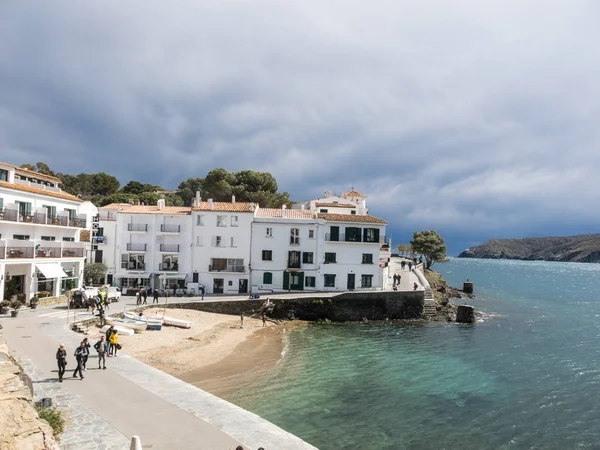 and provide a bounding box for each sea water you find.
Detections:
[225,259,600,449]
